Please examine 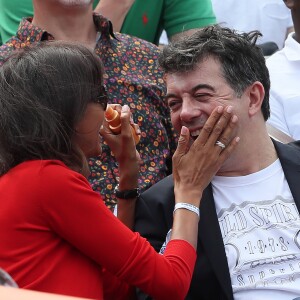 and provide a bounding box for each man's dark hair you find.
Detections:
[0,41,105,175]
[159,25,270,120]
